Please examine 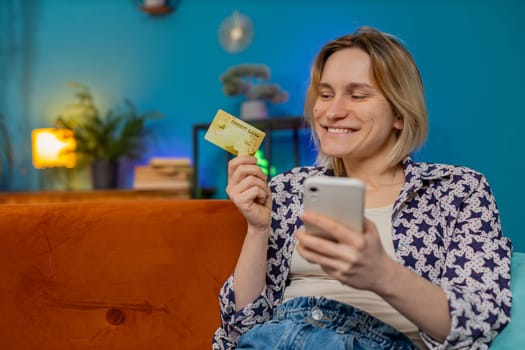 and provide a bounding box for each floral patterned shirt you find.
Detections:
[212,157,512,349]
